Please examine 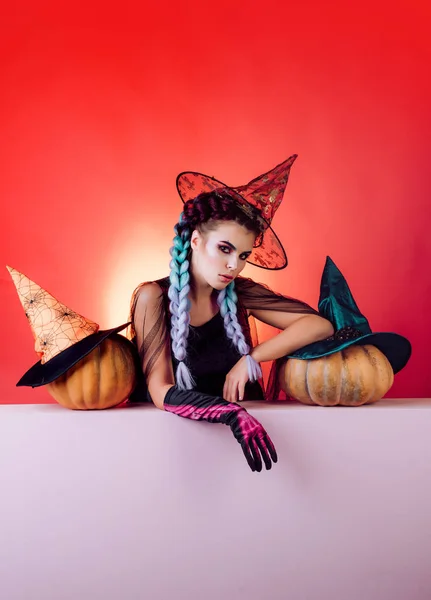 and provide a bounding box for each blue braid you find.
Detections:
[217,281,262,382]
[168,213,195,390]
